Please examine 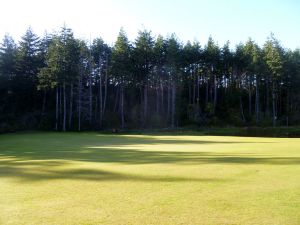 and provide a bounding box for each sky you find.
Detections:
[0,0,299,49]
